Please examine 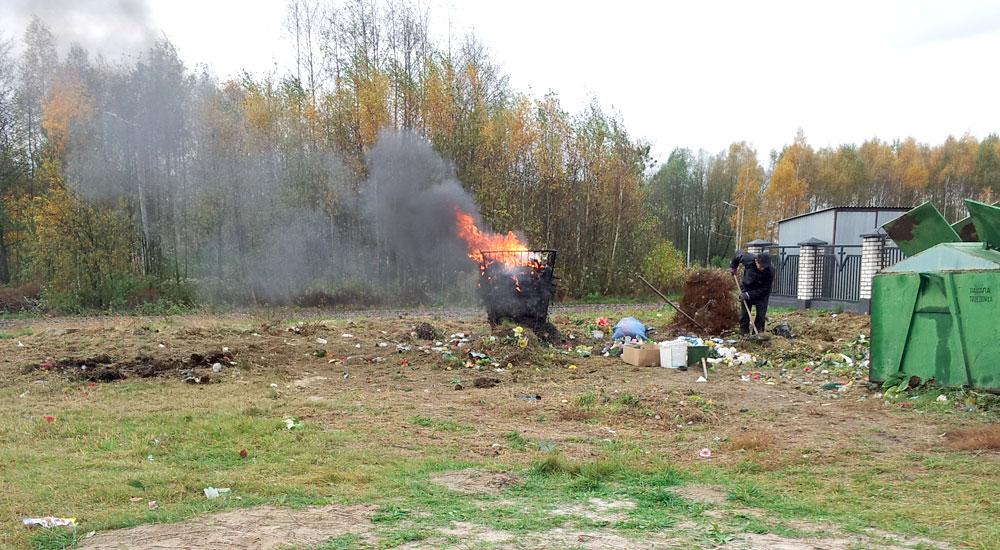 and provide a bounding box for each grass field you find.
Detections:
[1,307,997,549]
